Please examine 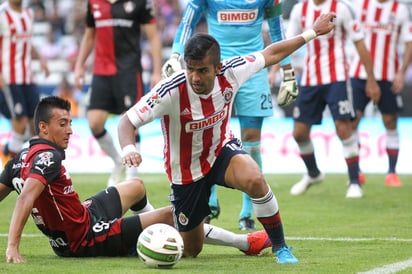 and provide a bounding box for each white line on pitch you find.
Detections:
[2,234,412,243]
[358,258,412,274]
[287,236,412,242]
